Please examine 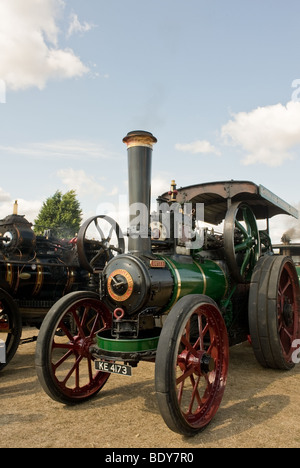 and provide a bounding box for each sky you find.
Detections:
[1,0,300,242]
